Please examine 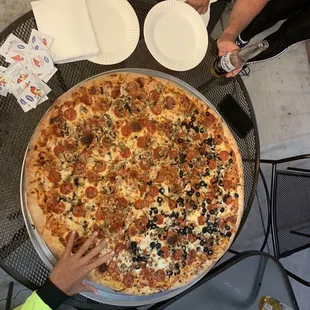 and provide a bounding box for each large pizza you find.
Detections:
[25,72,244,295]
